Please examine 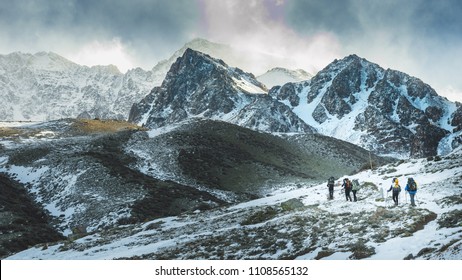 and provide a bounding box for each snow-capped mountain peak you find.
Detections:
[270,54,462,158]
[0,51,155,121]
[129,48,313,133]
[257,67,313,88]
[0,51,79,73]
[162,48,266,93]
